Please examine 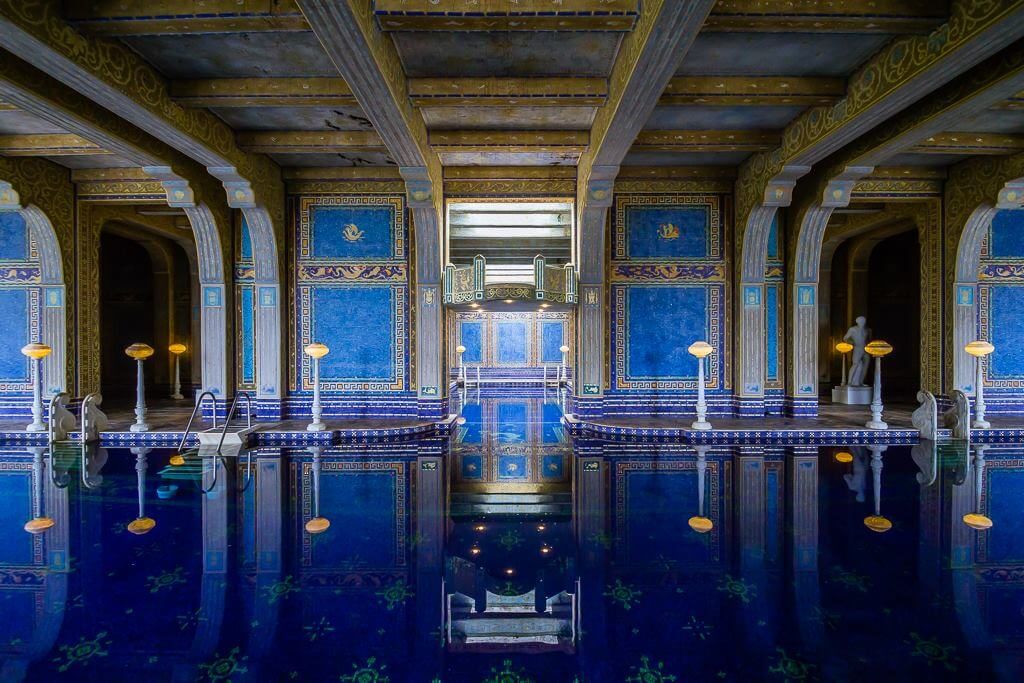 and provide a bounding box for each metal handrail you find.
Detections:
[47,392,68,448]
[80,442,101,490]
[47,447,71,489]
[216,392,253,455]
[176,391,219,454]
[81,393,101,444]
